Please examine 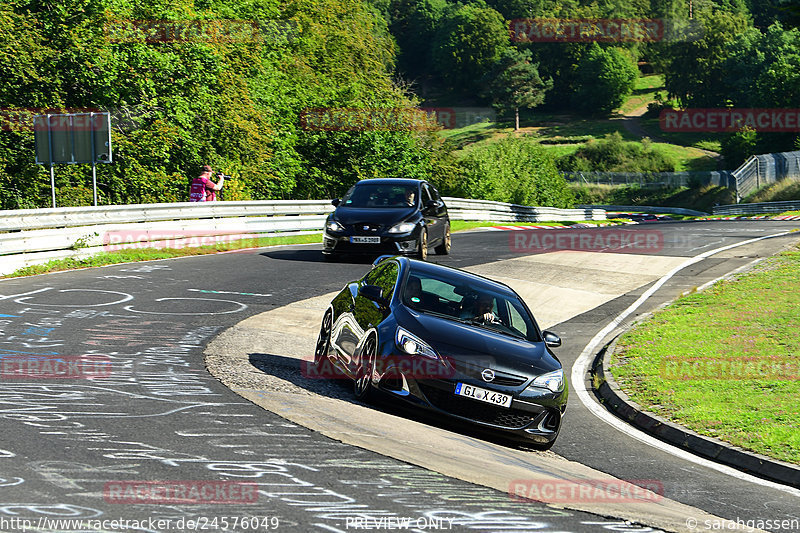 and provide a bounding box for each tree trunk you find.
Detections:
[515,107,520,131]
